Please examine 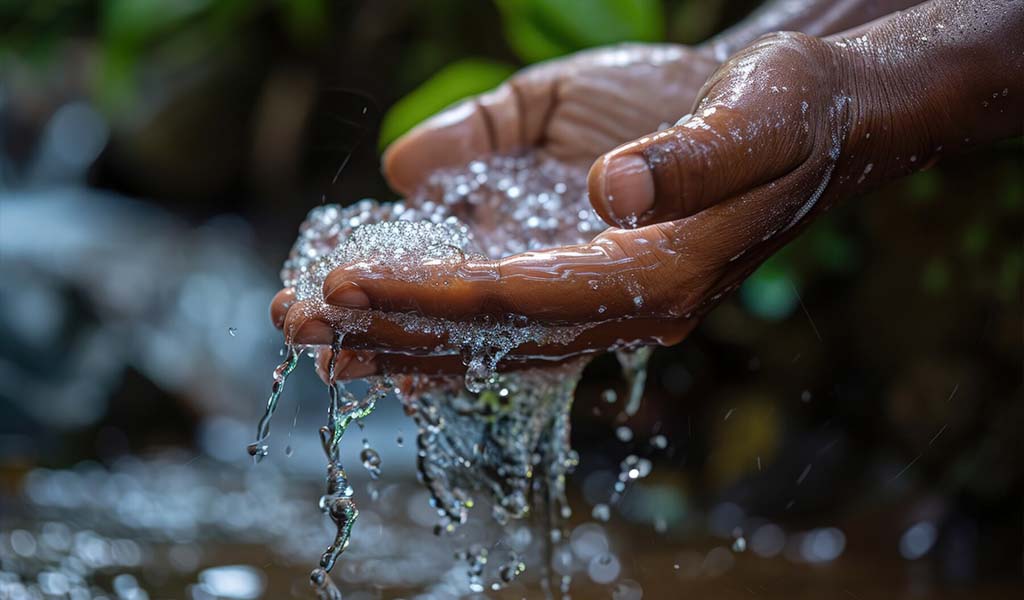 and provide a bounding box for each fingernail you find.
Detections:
[270,288,295,329]
[324,280,370,308]
[289,319,334,345]
[602,154,654,227]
